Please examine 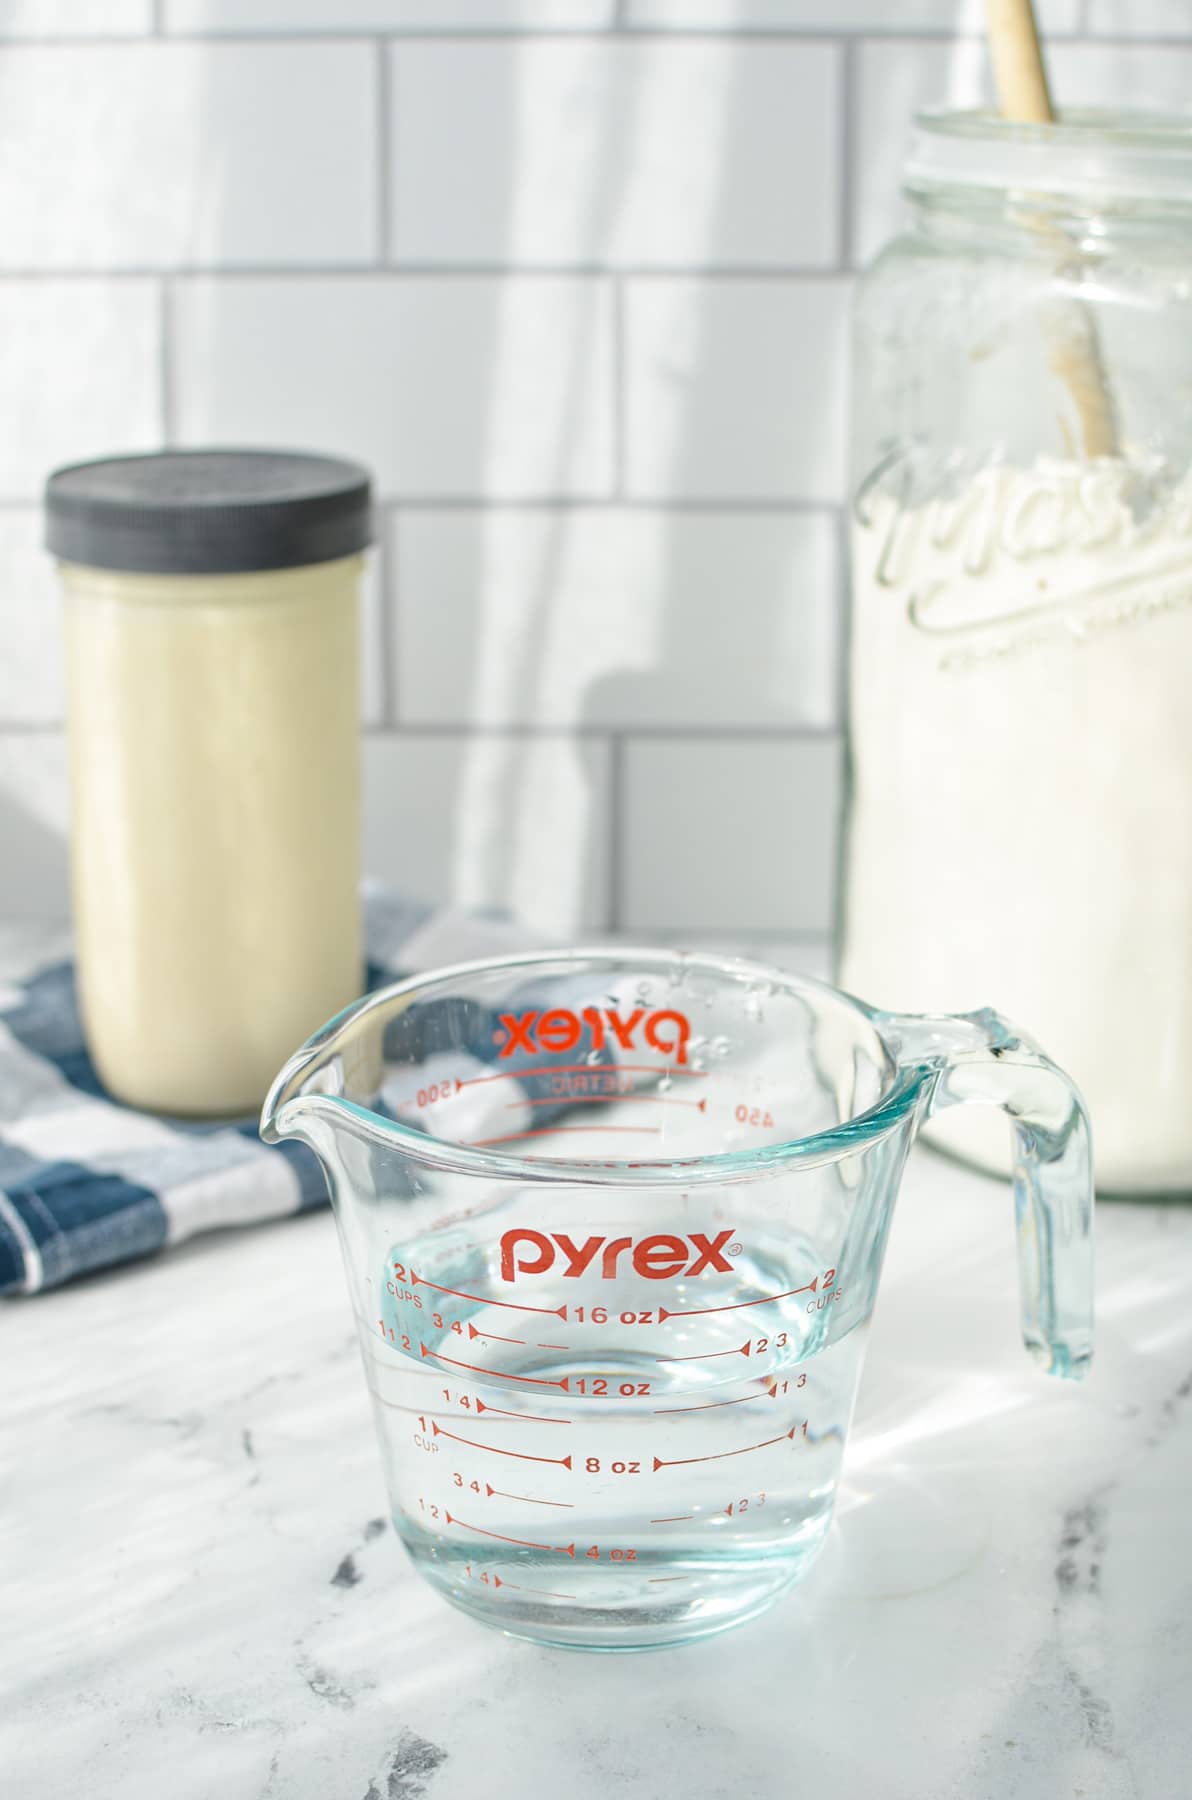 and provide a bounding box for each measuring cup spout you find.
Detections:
[879,1006,1094,1380]
[259,995,383,1152]
[260,1047,333,1149]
